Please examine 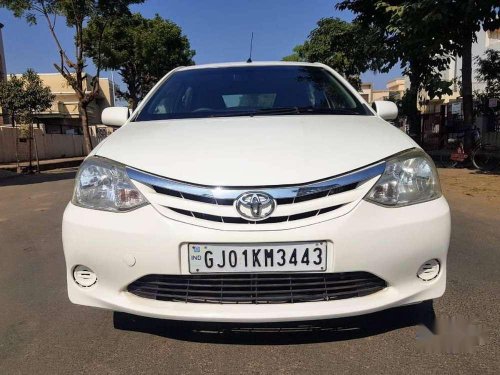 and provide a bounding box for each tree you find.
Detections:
[0,69,54,172]
[282,45,307,62]
[476,49,500,98]
[428,0,500,128]
[337,1,454,141]
[474,48,500,118]
[0,0,144,154]
[85,13,195,109]
[339,1,500,132]
[20,69,56,123]
[282,18,391,89]
[0,74,25,128]
[0,69,54,125]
